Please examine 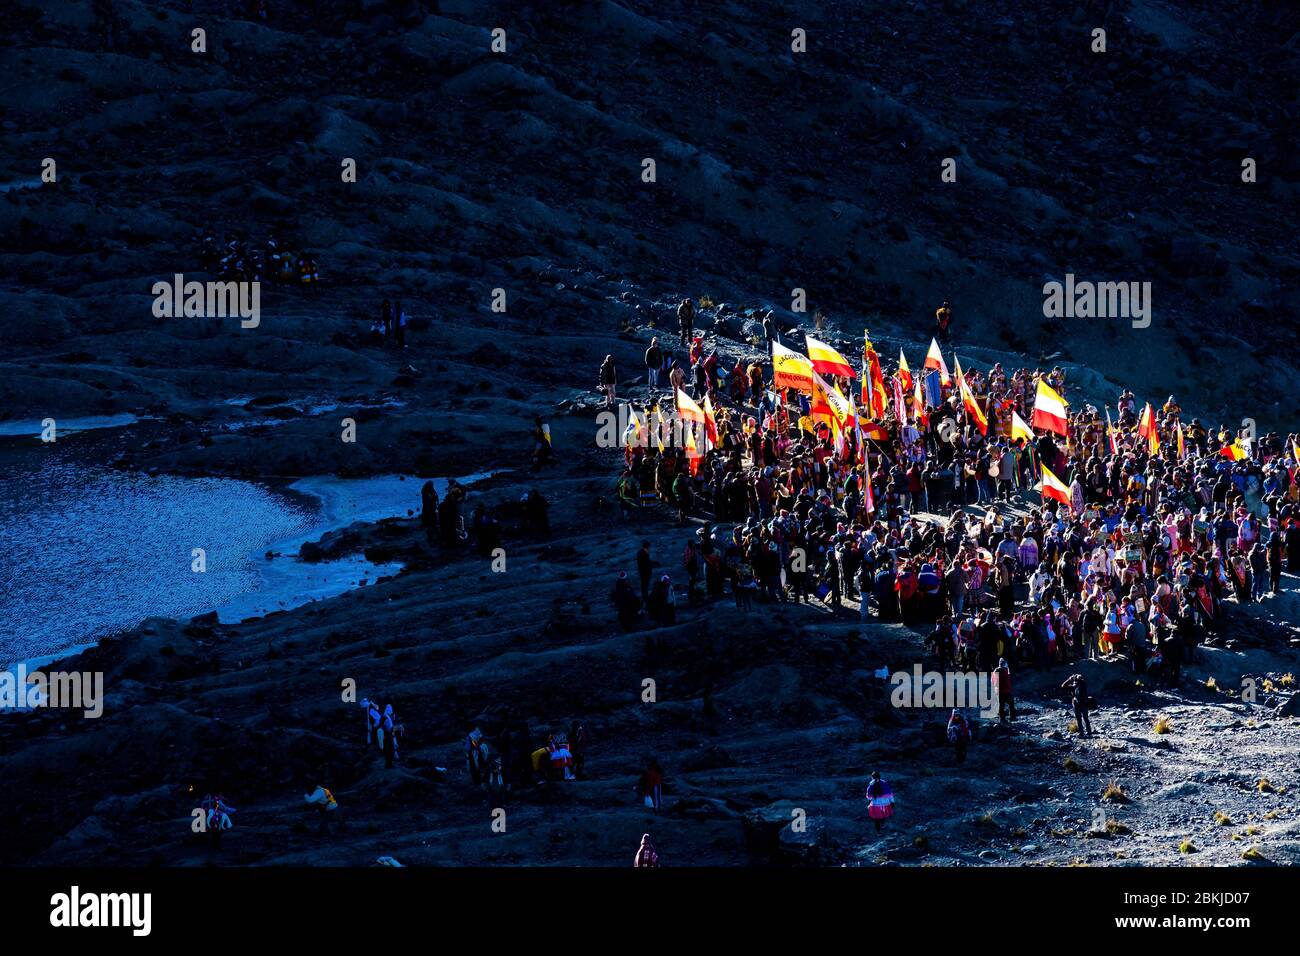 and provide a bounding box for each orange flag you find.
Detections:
[702,393,718,448]
[861,332,889,419]
[897,348,913,394]
[954,358,987,435]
